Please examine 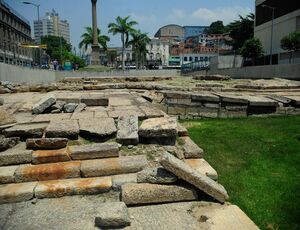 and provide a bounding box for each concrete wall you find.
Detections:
[210,55,243,70]
[0,63,63,84]
[191,63,300,80]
